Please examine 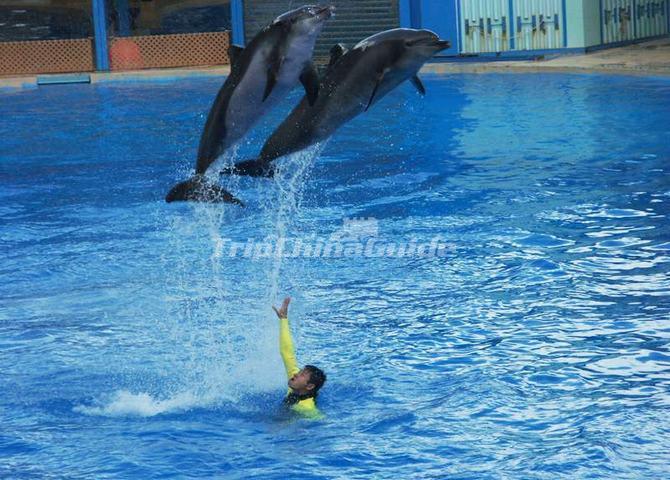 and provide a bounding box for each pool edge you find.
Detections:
[2,52,670,91]
[0,65,231,90]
